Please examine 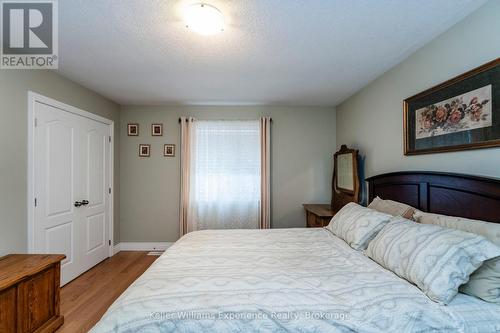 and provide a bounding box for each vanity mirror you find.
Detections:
[332,145,360,210]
